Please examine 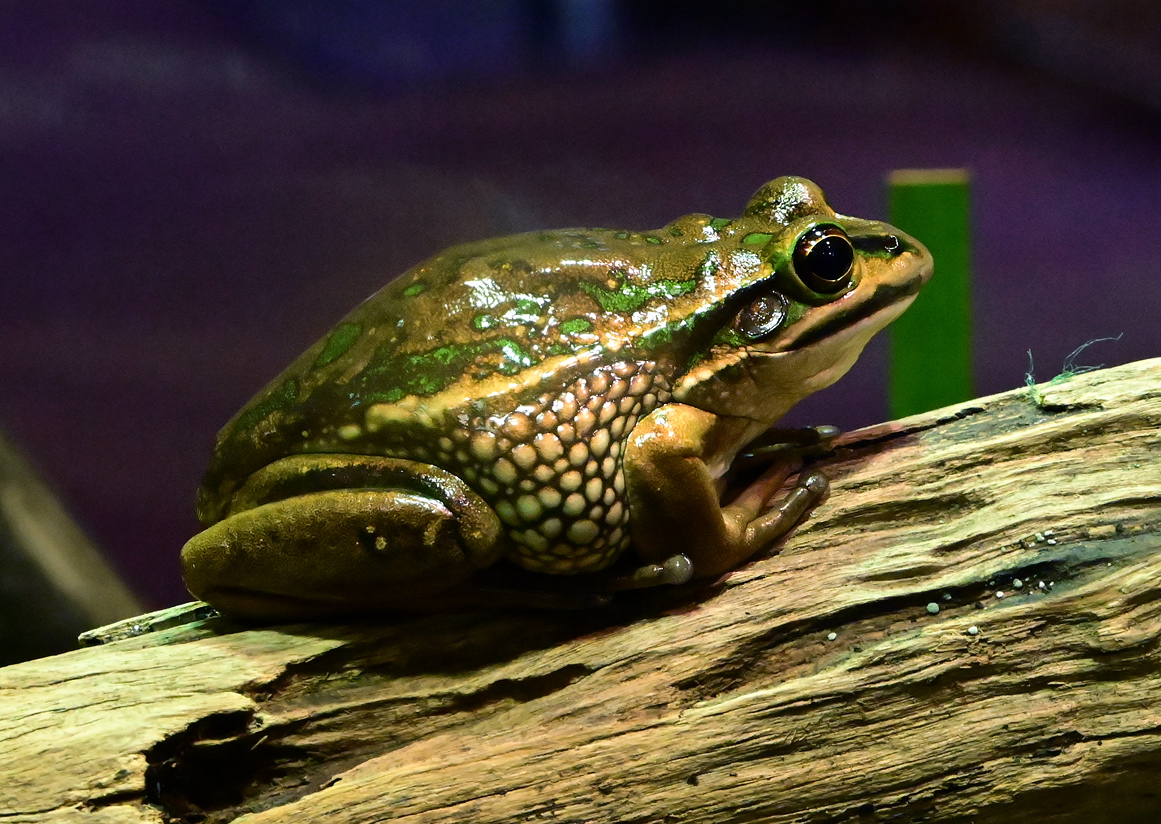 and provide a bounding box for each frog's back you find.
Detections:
[333,223,725,405]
